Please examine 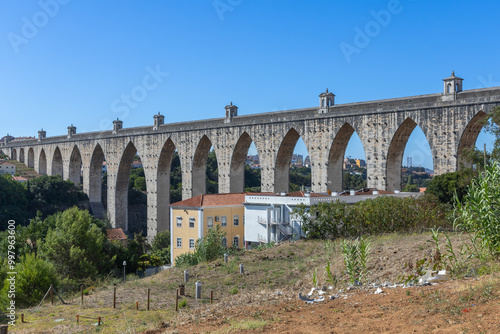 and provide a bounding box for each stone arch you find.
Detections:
[115,141,139,231]
[89,144,105,203]
[68,145,82,185]
[327,122,358,191]
[274,128,302,193]
[386,117,430,191]
[11,149,17,161]
[230,131,256,193]
[192,135,215,196]
[27,148,34,168]
[39,149,47,175]
[157,138,178,231]
[52,147,63,176]
[19,148,25,163]
[457,110,488,168]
